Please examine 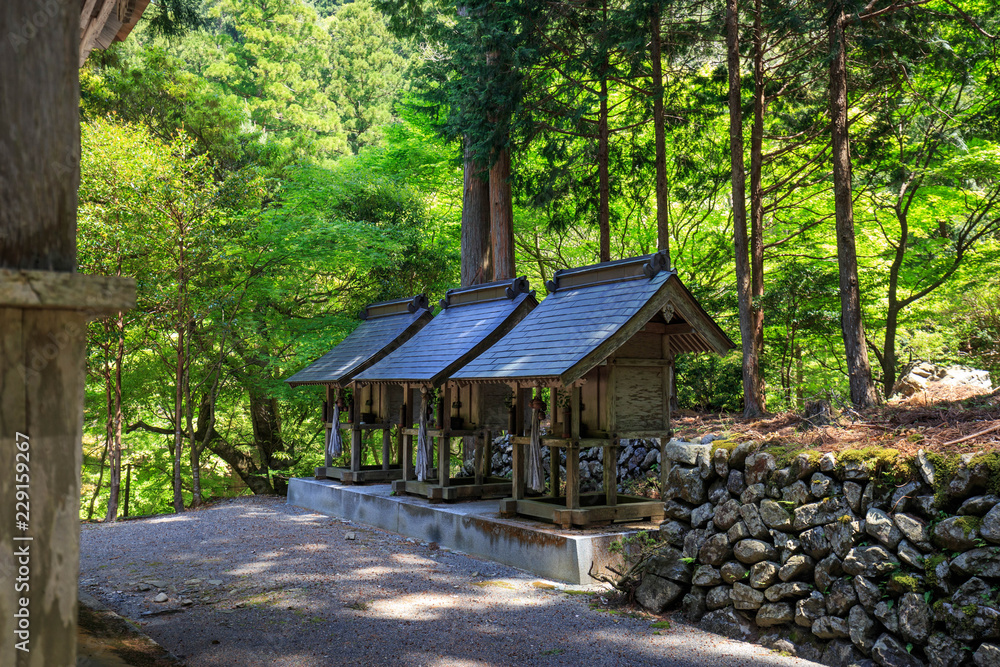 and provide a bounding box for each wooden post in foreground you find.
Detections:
[1,2,136,665]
